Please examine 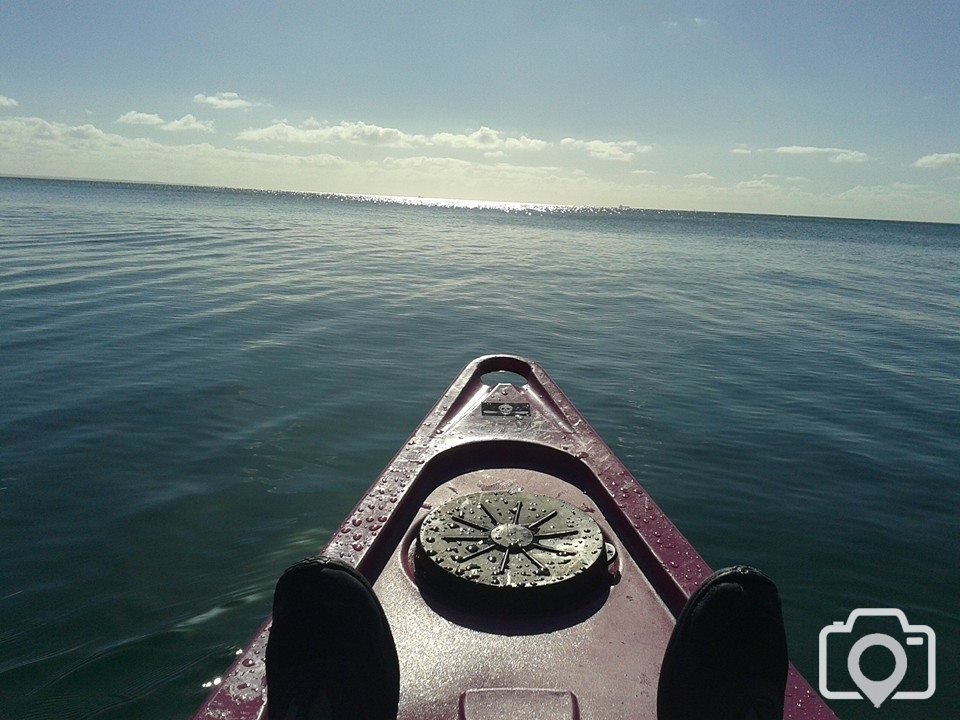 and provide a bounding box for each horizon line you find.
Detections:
[2,173,957,227]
